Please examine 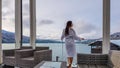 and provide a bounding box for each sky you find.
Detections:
[2,0,120,40]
